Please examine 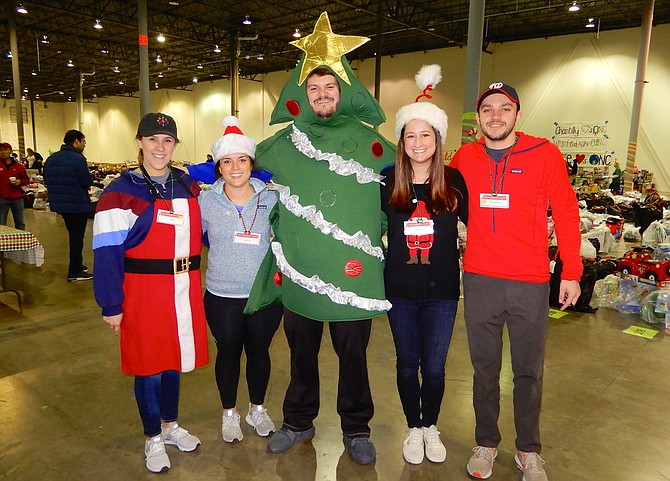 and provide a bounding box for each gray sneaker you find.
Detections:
[161,423,200,452]
[514,451,548,481]
[144,435,170,473]
[222,409,243,443]
[343,435,376,465]
[266,426,315,453]
[245,404,276,437]
[467,446,497,479]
